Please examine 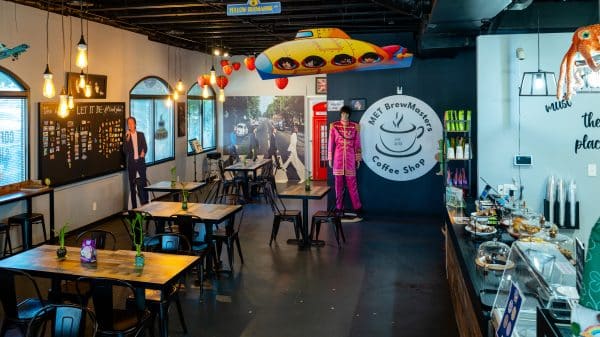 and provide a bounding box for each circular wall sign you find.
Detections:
[359,95,443,181]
